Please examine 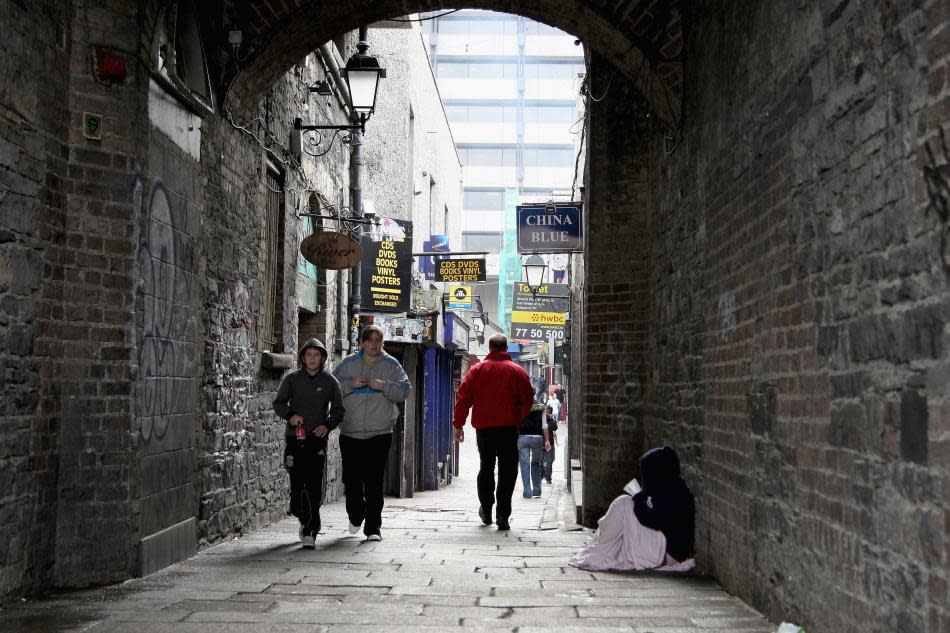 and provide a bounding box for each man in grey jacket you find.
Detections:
[332,325,411,541]
[273,339,344,548]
